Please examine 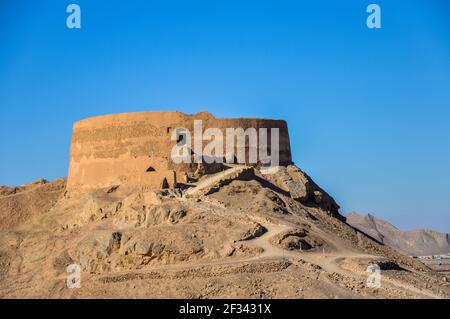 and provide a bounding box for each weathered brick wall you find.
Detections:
[67,111,292,192]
